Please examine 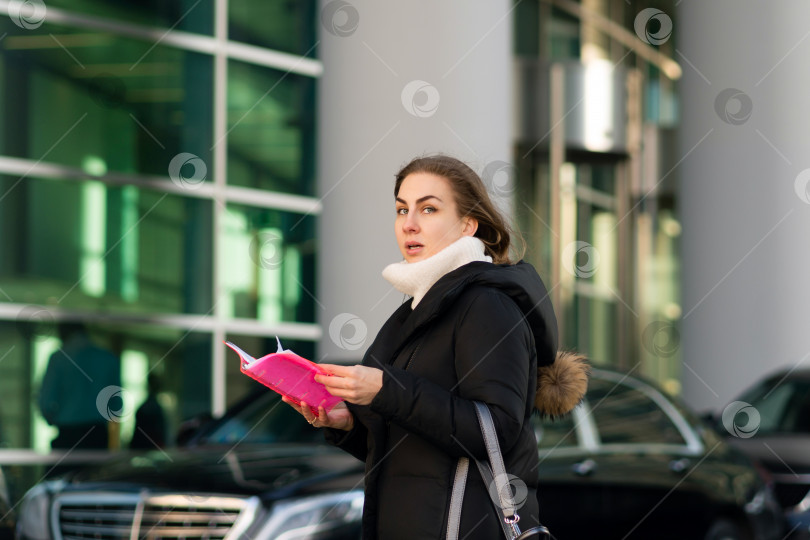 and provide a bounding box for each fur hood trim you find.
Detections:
[534,350,590,417]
